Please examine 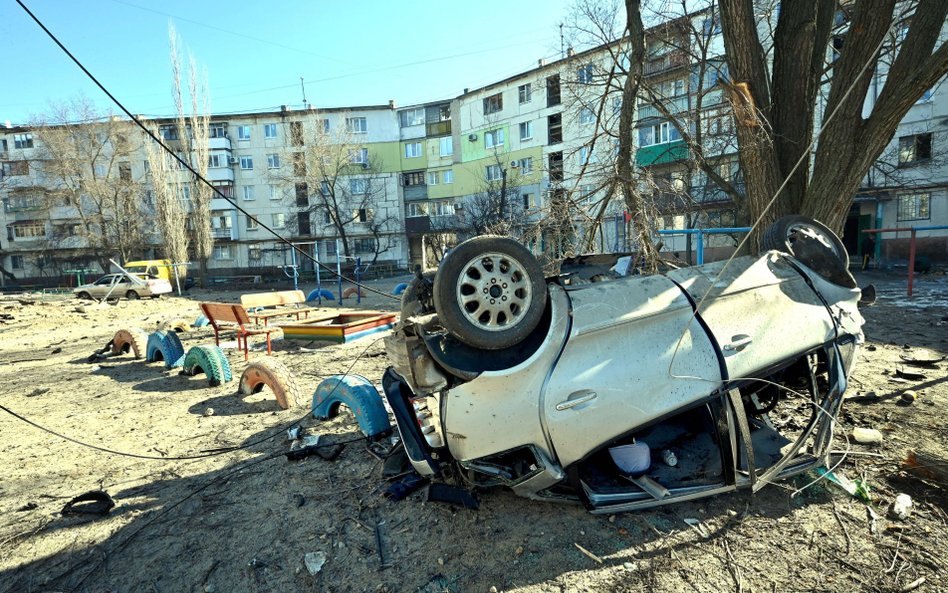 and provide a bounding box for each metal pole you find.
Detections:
[907,228,916,298]
[356,256,362,304]
[291,245,298,291]
[315,241,322,305]
[696,229,705,265]
[336,239,343,307]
